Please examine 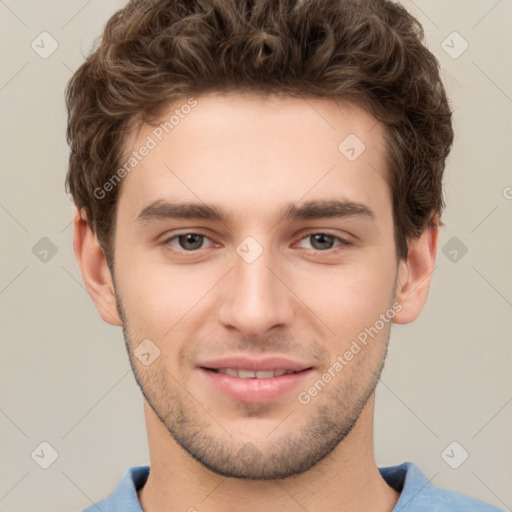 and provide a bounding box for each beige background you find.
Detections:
[1,1,511,511]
